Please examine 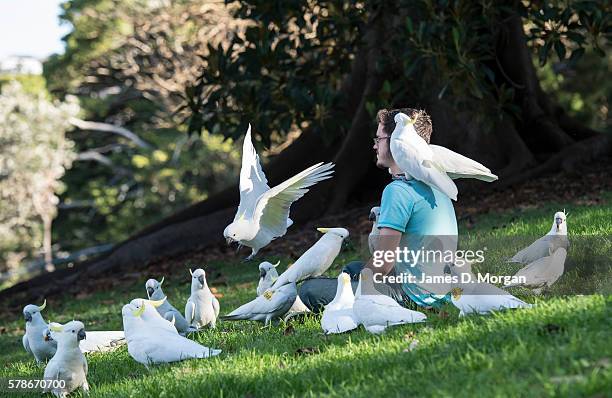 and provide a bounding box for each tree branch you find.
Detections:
[69,118,153,149]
